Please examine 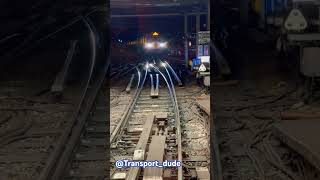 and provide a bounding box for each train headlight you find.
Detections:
[159,42,167,48]
[145,42,155,49]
